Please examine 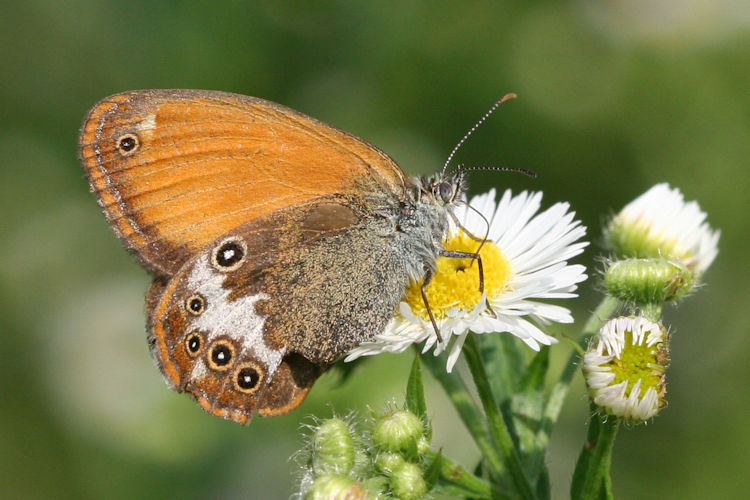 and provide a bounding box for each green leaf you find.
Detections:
[479,333,524,404]
[463,336,536,500]
[571,405,599,498]
[423,448,443,488]
[420,352,507,482]
[571,410,619,500]
[535,468,551,500]
[512,348,550,478]
[405,352,427,431]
